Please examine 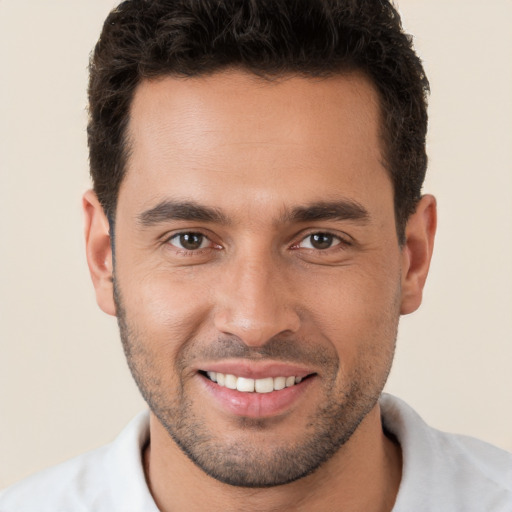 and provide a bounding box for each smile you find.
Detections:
[204,371,304,393]
[198,366,316,418]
